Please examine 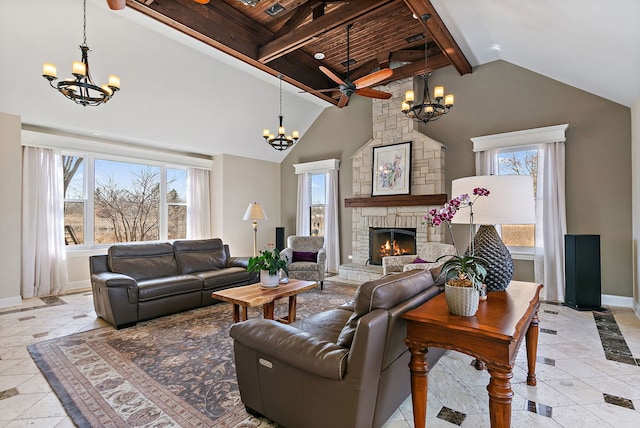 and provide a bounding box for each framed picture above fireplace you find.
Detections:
[372,141,412,196]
